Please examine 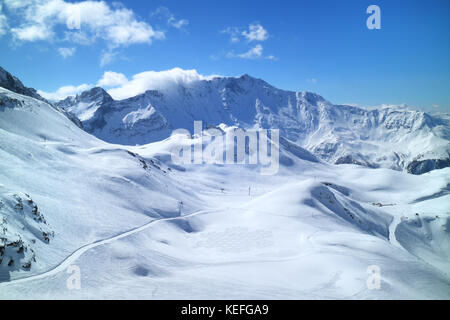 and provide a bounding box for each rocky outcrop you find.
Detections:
[407,158,450,175]
[0,67,47,103]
